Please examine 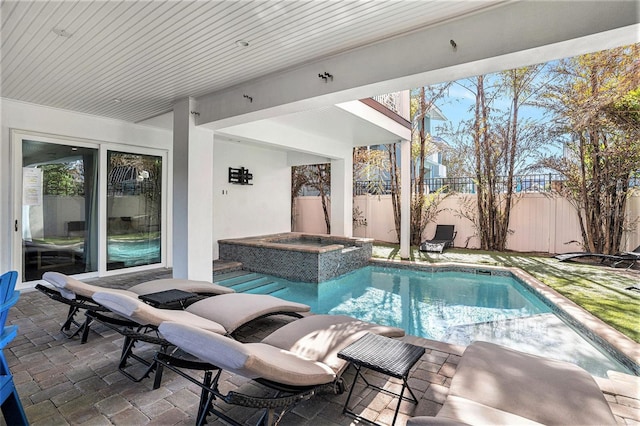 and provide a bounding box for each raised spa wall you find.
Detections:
[218,233,373,283]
